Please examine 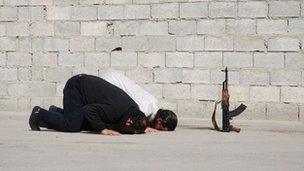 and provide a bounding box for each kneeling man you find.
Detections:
[29,74,147,135]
